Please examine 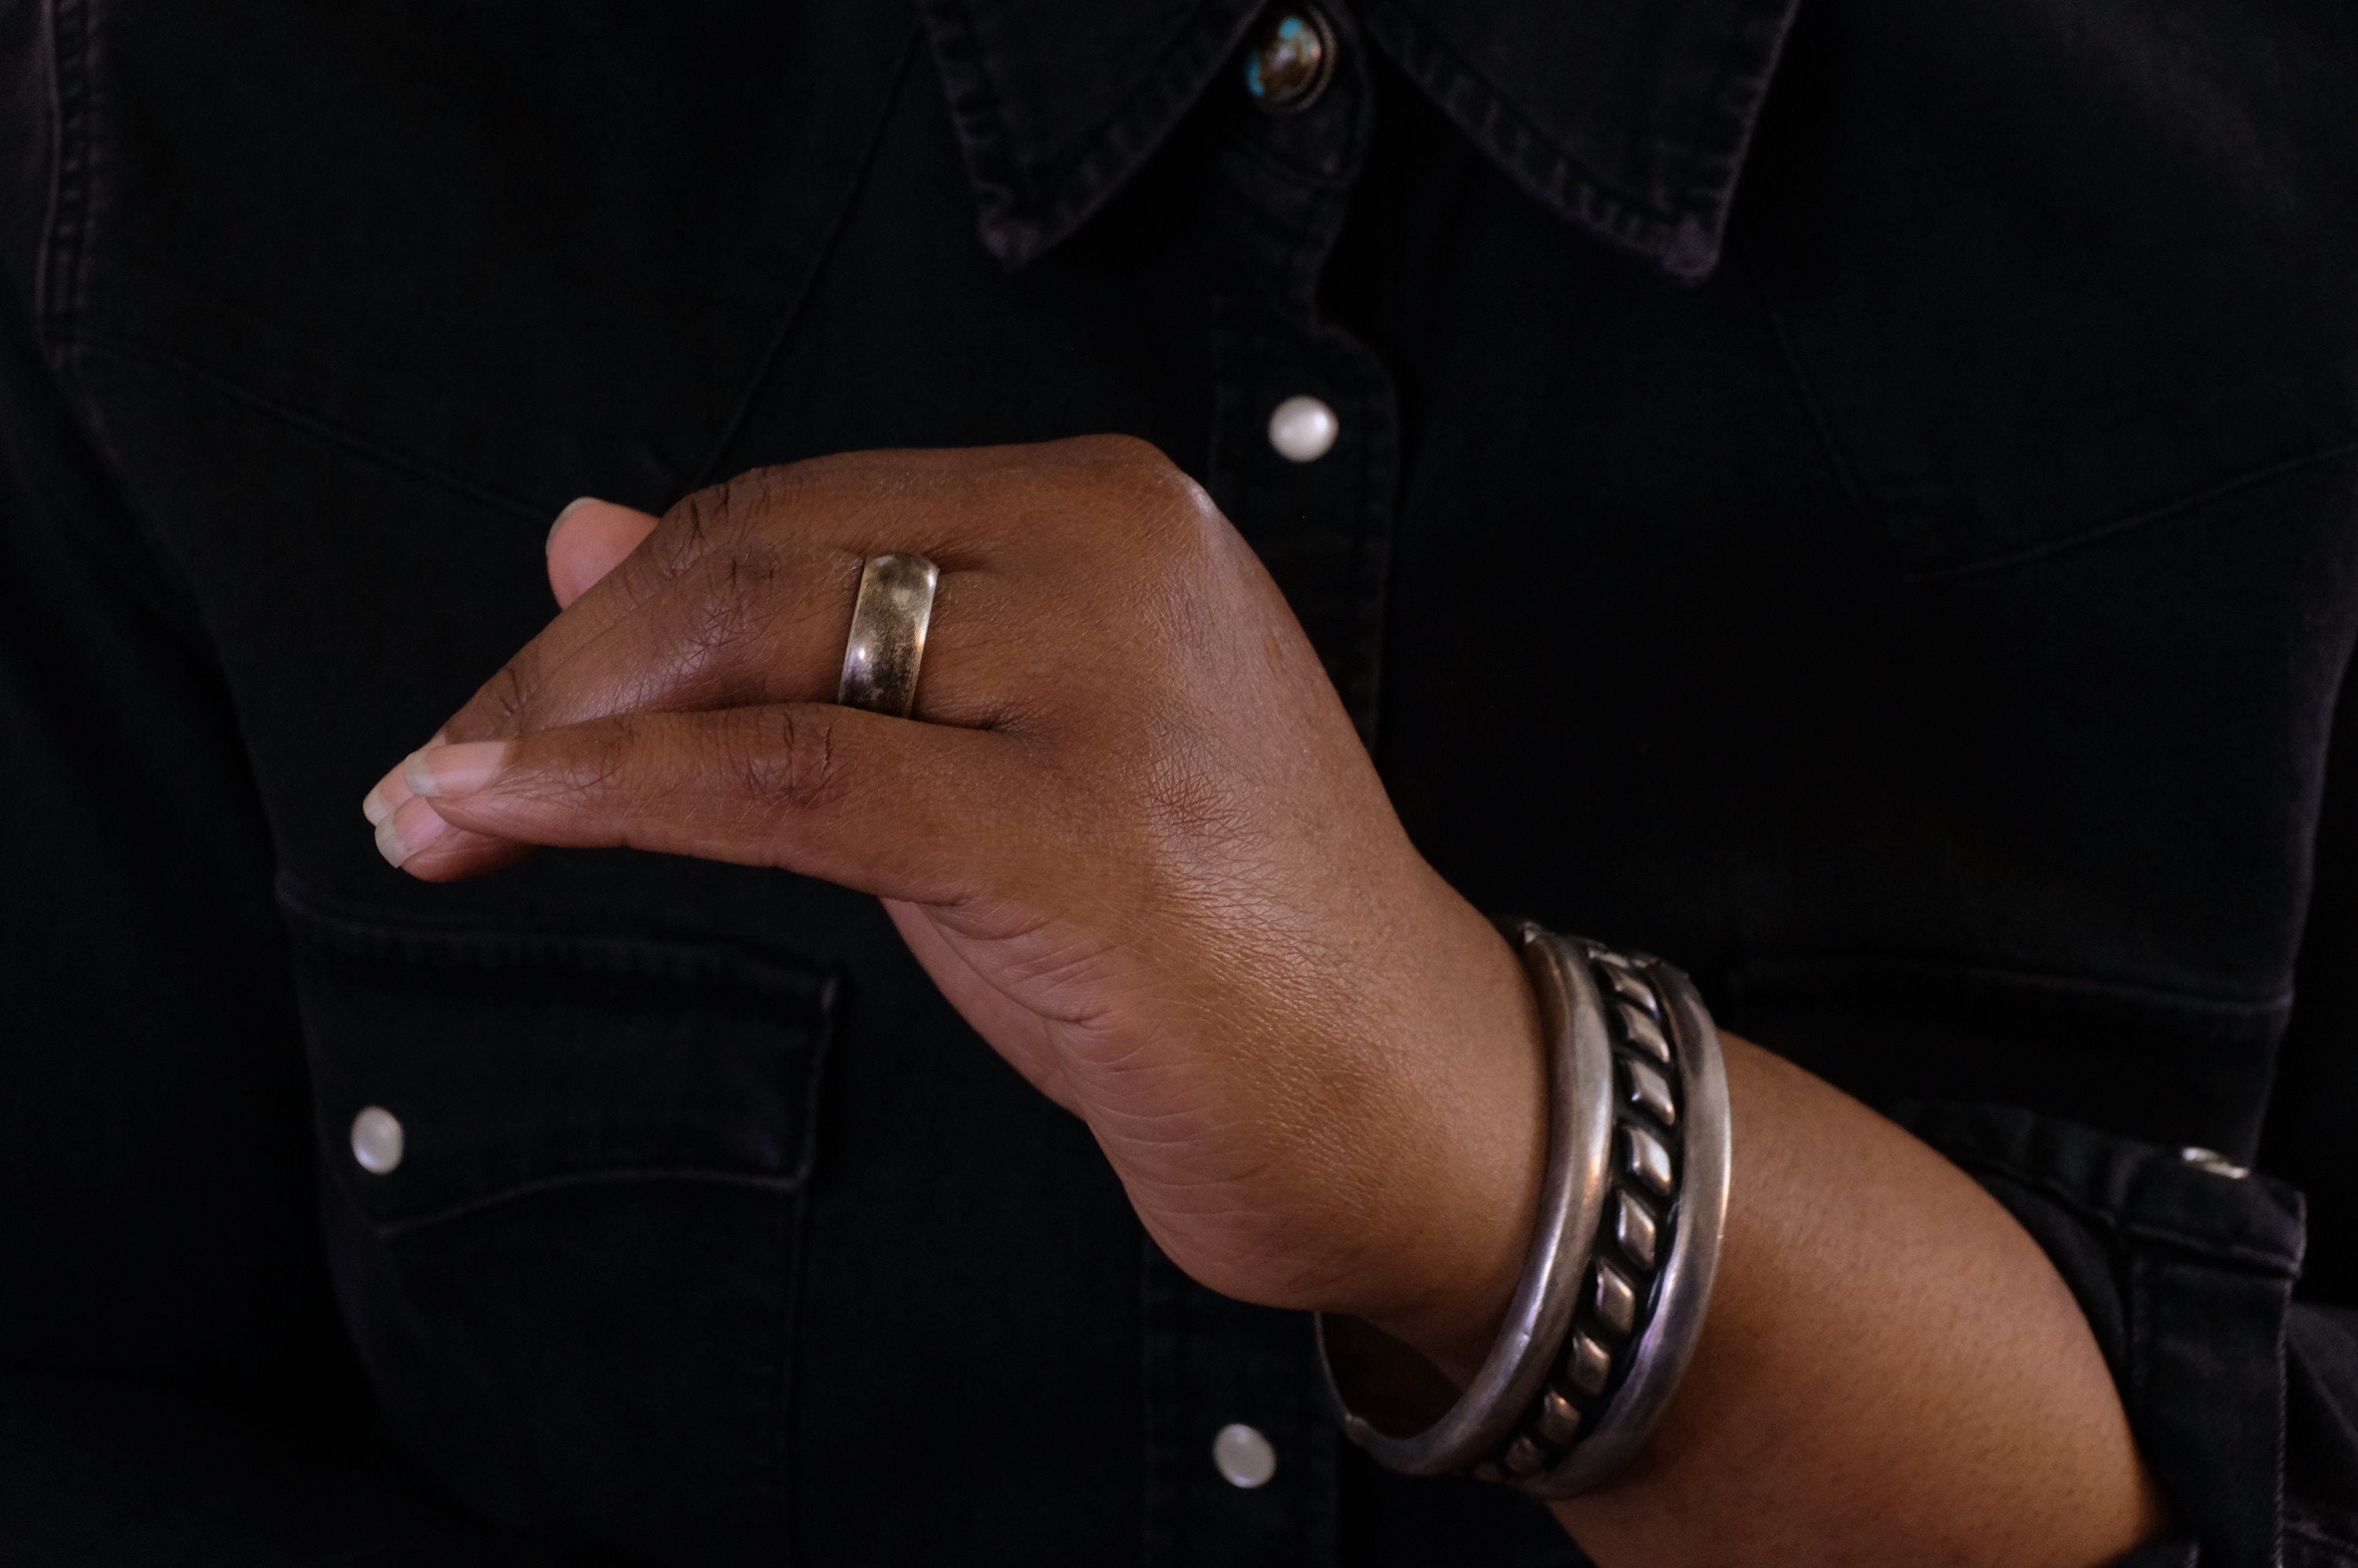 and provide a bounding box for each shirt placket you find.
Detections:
[1140,9,1392,1567]
[1203,4,1398,744]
